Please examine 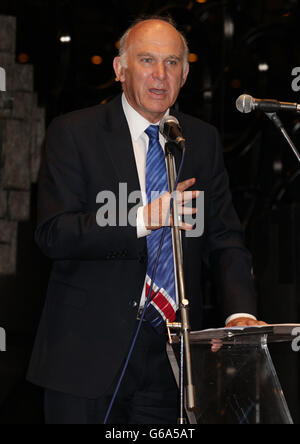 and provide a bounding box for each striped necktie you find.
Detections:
[144,125,177,334]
